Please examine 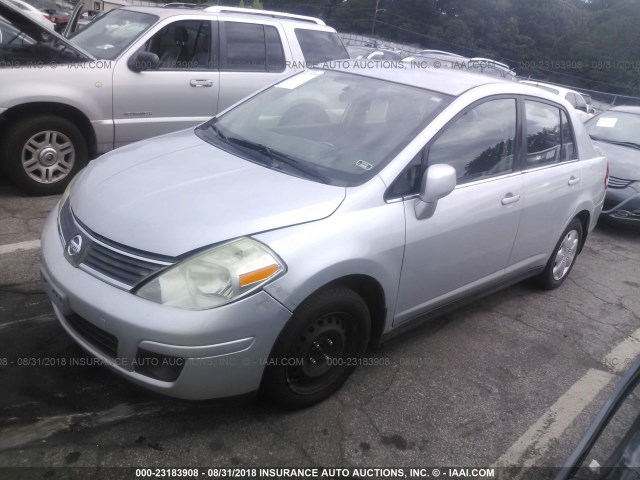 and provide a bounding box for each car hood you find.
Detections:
[72,129,346,257]
[0,0,94,59]
[592,140,640,181]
